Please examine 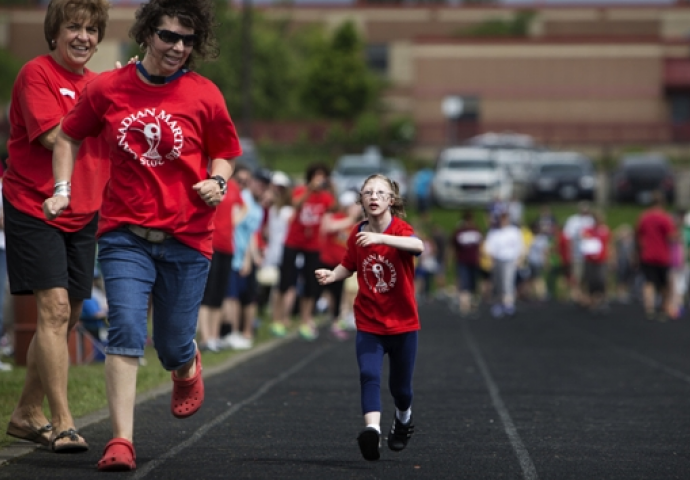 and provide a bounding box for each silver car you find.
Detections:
[331,147,408,198]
